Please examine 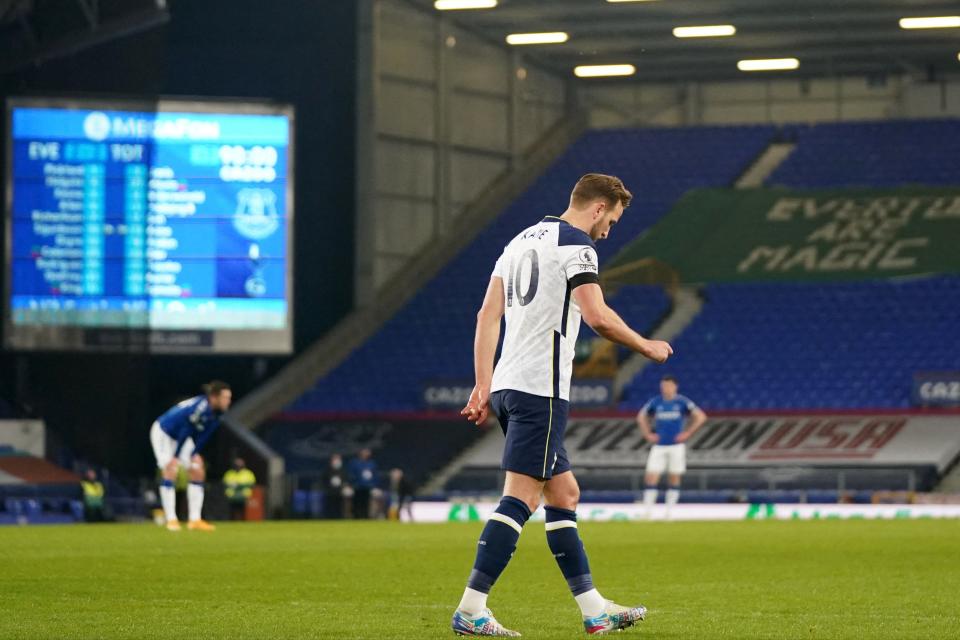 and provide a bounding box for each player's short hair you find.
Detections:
[202,380,231,396]
[661,374,677,384]
[571,173,633,210]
